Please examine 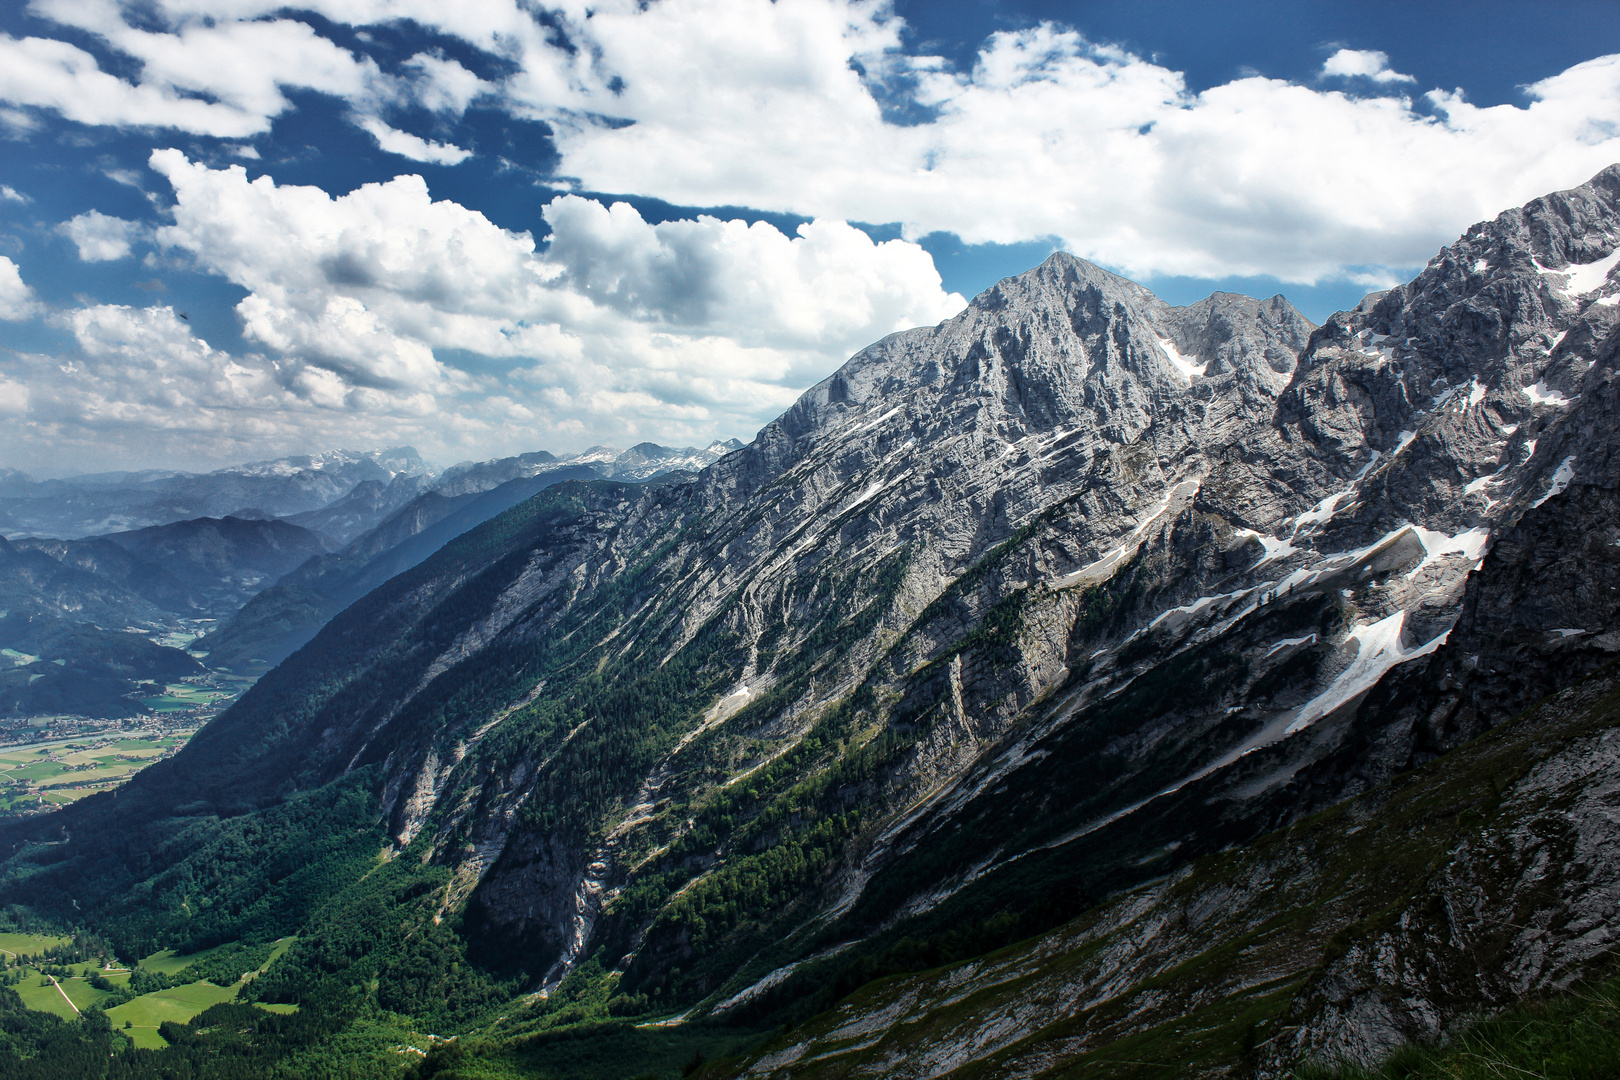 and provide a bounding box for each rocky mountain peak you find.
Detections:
[1165,290,1311,382]
[15,168,1620,1079]
[730,250,1315,515]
